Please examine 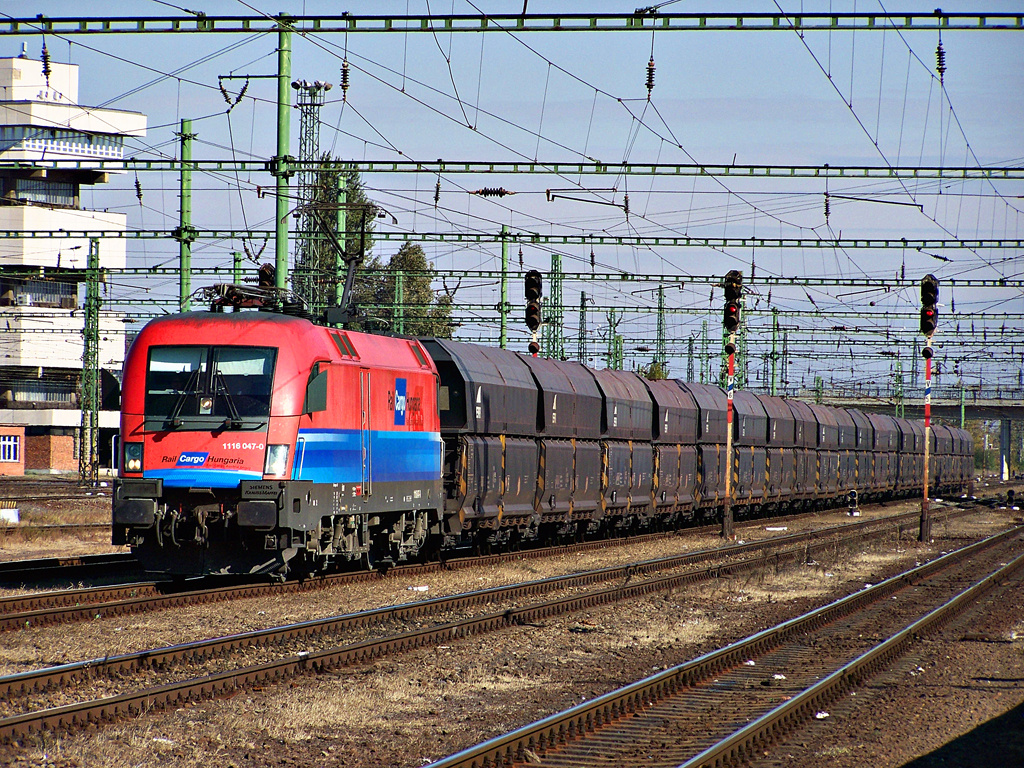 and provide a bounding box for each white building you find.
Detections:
[0,49,146,473]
